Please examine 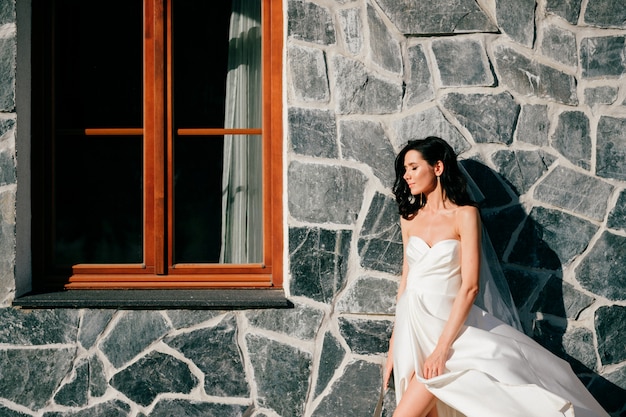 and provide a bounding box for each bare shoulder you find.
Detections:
[456,205,479,219]
[455,205,480,231]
